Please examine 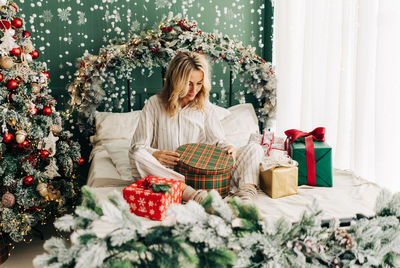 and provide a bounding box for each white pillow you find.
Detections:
[221,103,260,148]
[90,111,141,146]
[210,103,231,121]
[103,140,133,182]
